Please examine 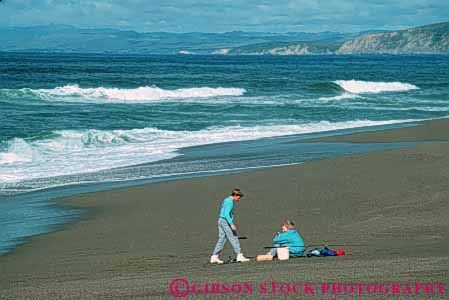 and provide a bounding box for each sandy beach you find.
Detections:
[1,118,448,300]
